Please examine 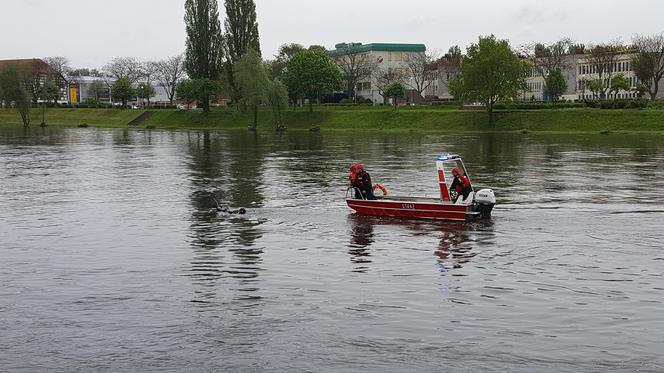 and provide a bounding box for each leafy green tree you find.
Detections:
[634,83,649,99]
[37,78,60,124]
[609,74,630,99]
[234,50,268,130]
[176,78,221,109]
[544,68,567,102]
[136,83,156,107]
[459,35,529,123]
[447,74,467,107]
[176,79,198,108]
[184,0,224,112]
[266,78,288,127]
[39,78,60,103]
[87,80,106,102]
[586,79,604,99]
[0,65,32,127]
[448,45,462,58]
[224,0,260,105]
[384,82,405,110]
[267,43,306,79]
[111,78,135,107]
[284,49,341,112]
